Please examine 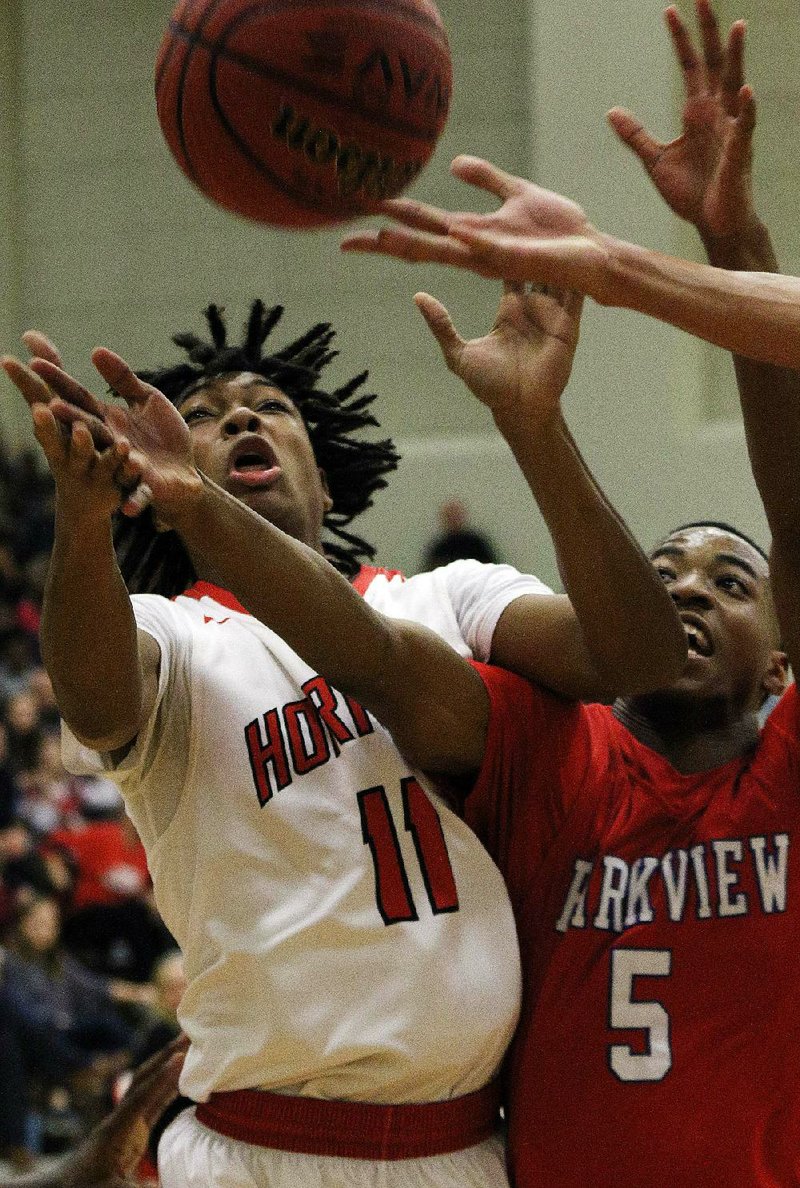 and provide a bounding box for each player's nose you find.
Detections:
[222,406,263,435]
[668,570,713,608]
